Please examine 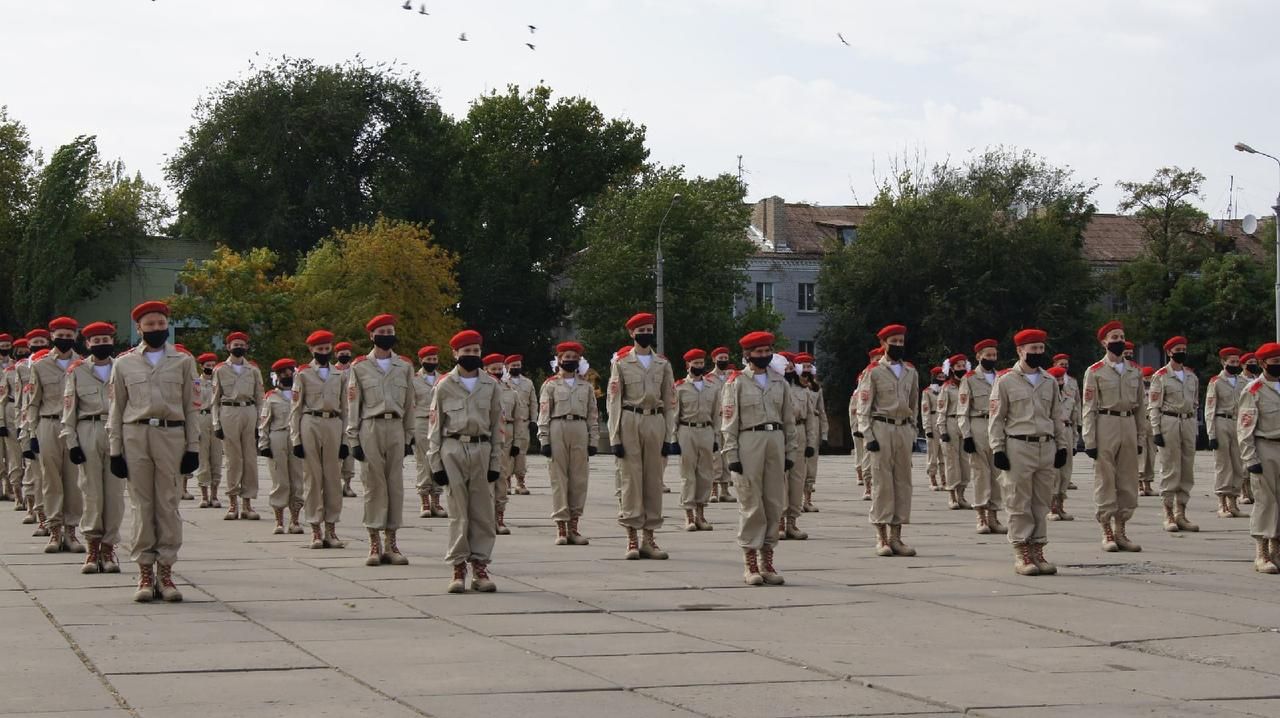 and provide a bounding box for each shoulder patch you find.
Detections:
[264,389,275,398]
[1248,379,1263,394]
[963,370,976,378]
[675,378,685,386]
[1089,360,1104,371]
[1208,375,1218,383]
[1154,367,1167,376]
[905,361,915,368]
[248,360,259,367]
[67,359,84,372]
[352,355,369,364]
[997,368,1012,376]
